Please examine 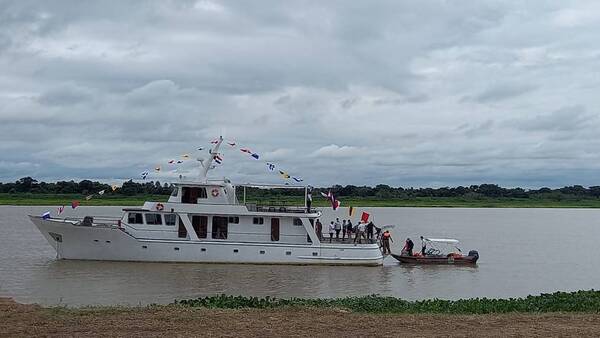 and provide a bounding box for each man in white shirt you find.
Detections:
[334,218,342,240]
[355,221,366,244]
